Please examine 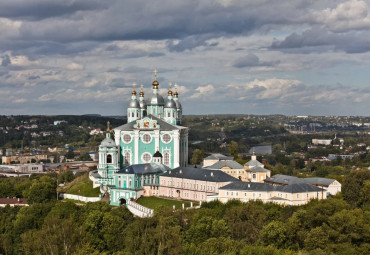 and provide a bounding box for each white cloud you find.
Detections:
[66,62,84,70]
[315,0,370,31]
[190,84,215,99]
[14,98,26,103]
